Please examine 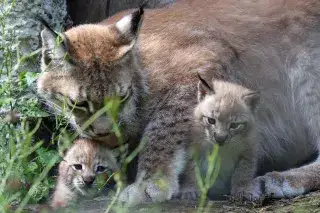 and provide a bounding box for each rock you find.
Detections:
[1,0,69,74]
